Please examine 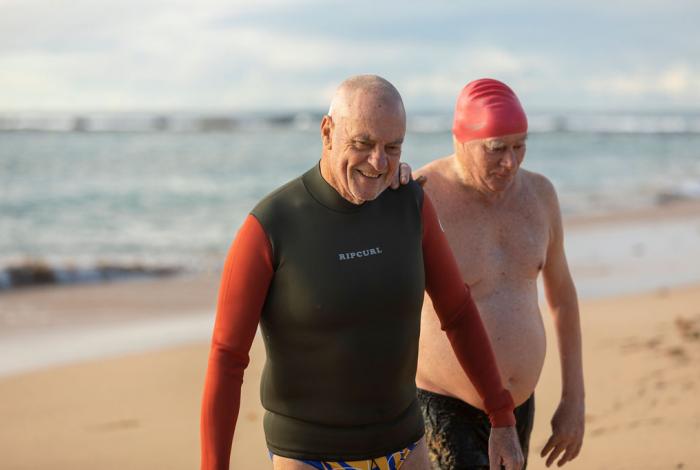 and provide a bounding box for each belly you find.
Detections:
[417,284,546,408]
